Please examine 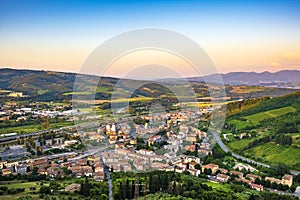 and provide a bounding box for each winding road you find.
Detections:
[209,129,271,168]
